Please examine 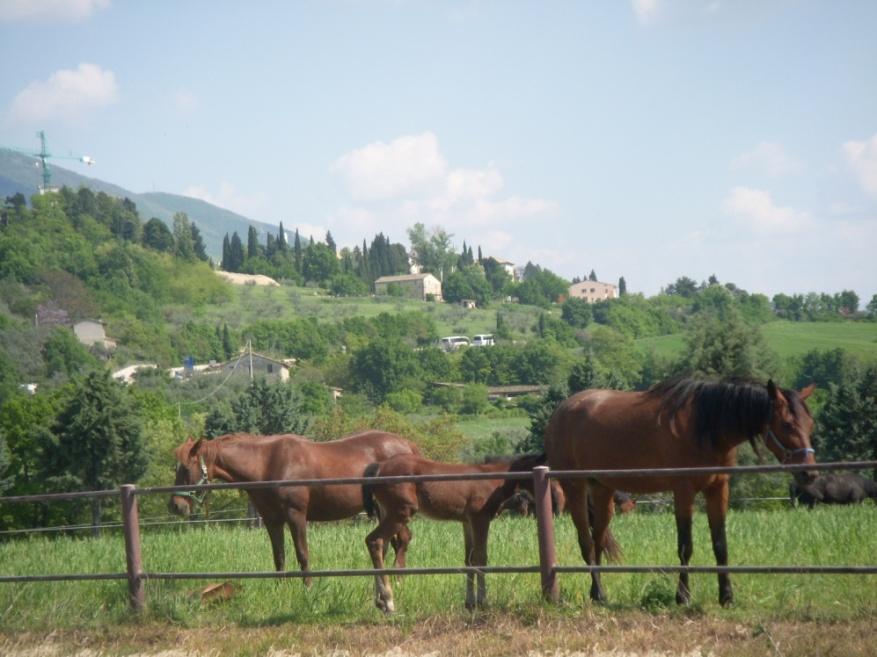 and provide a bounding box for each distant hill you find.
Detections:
[0,149,280,257]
